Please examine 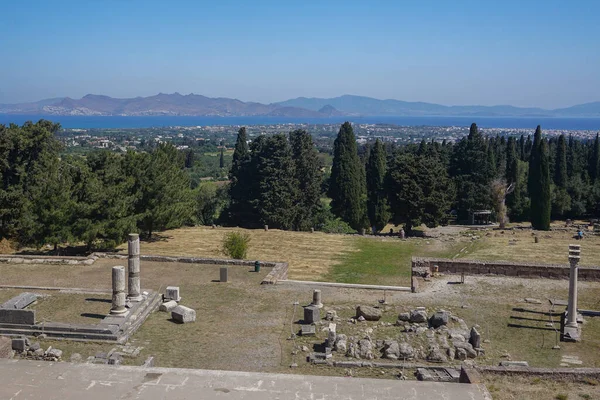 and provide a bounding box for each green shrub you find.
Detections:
[222,232,251,259]
[555,394,568,400]
[320,218,355,234]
